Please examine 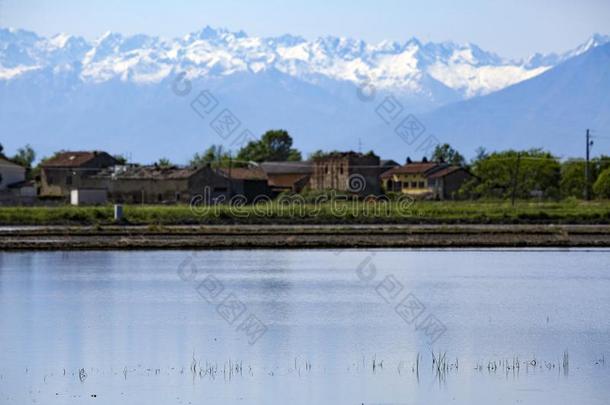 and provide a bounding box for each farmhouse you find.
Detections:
[39,151,119,198]
[381,159,472,200]
[0,156,26,191]
[82,164,231,204]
